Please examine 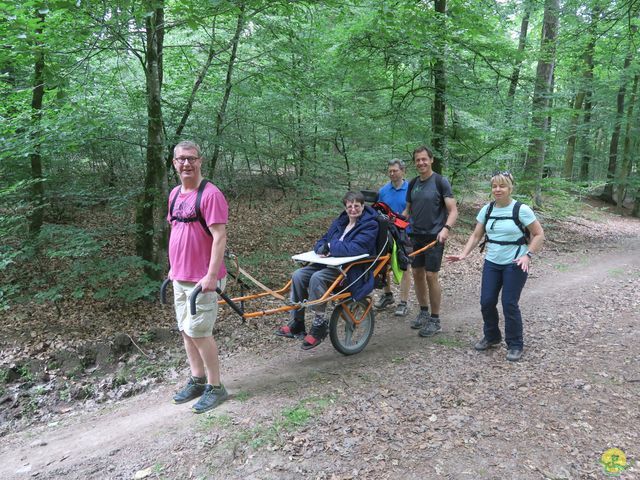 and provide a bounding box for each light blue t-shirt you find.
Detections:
[476,200,537,265]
